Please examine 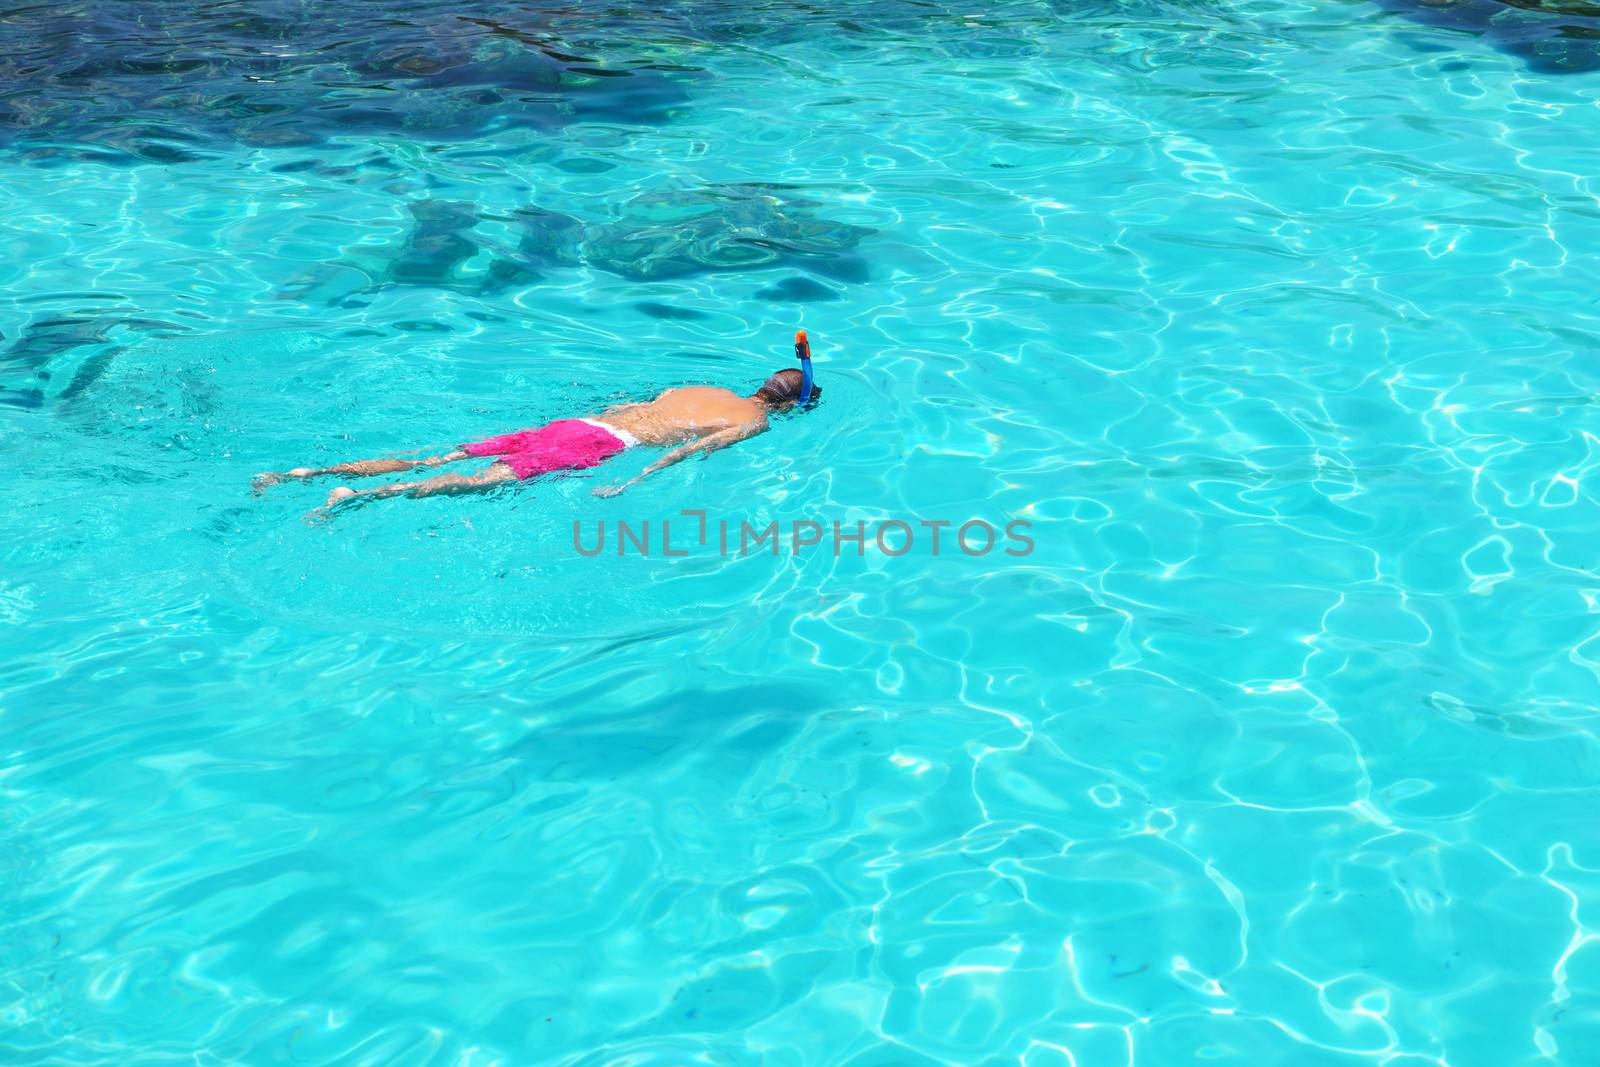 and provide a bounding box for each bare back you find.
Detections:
[595,386,766,446]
